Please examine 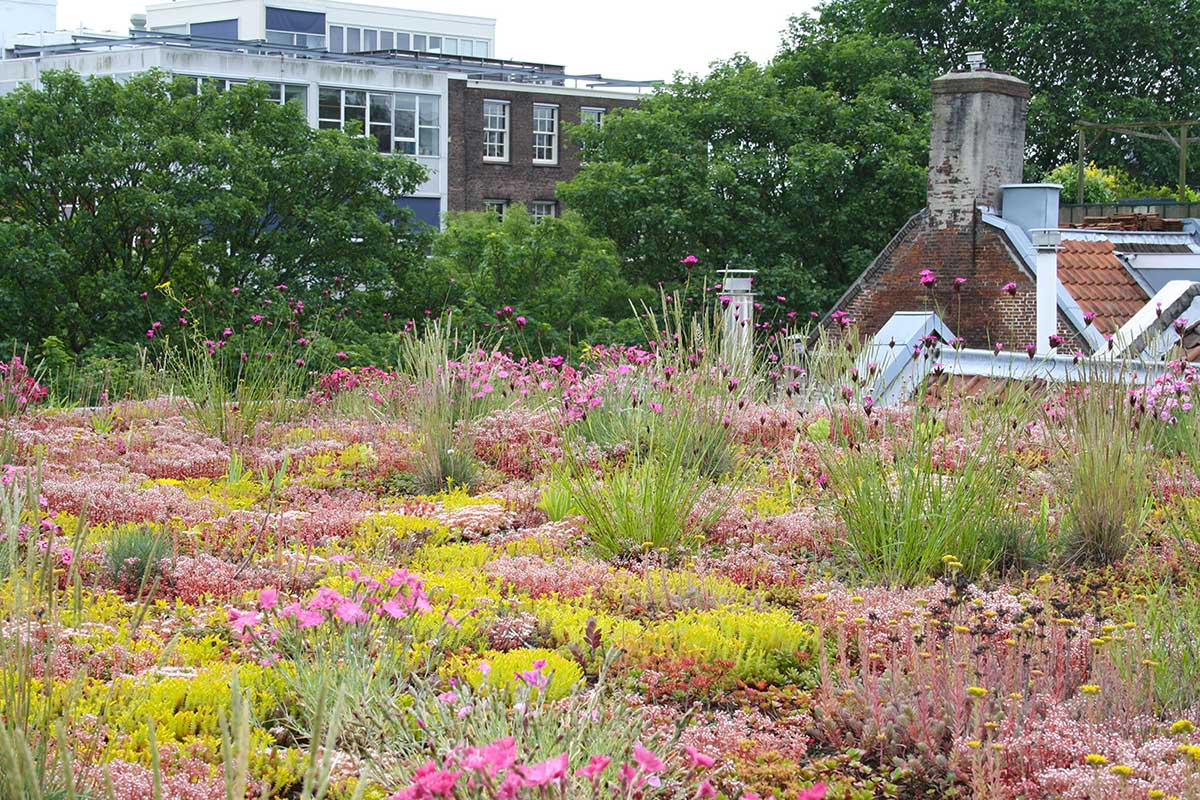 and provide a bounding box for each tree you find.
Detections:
[415,207,649,355]
[0,69,430,355]
[813,0,1200,188]
[558,28,931,311]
